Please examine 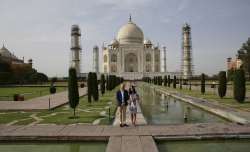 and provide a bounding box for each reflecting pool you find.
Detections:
[0,142,106,152]
[157,139,250,152]
[139,87,227,124]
